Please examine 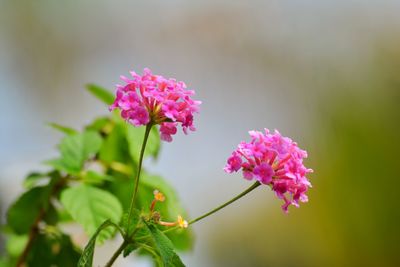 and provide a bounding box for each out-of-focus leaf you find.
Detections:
[0,257,12,267]
[46,131,102,175]
[54,235,81,267]
[78,220,116,267]
[47,123,78,135]
[85,117,112,133]
[126,125,161,162]
[57,208,74,223]
[43,204,59,226]
[26,234,53,267]
[23,172,48,189]
[60,185,122,242]
[7,186,49,234]
[107,174,132,211]
[86,84,114,105]
[82,170,114,185]
[120,209,141,237]
[6,234,28,257]
[99,123,131,164]
[144,222,185,267]
[27,233,80,267]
